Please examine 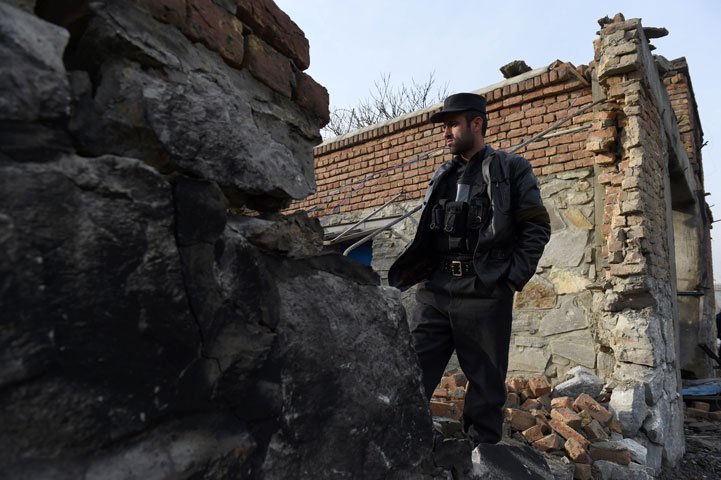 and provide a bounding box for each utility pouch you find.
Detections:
[468,194,491,231]
[443,201,468,236]
[430,200,446,231]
